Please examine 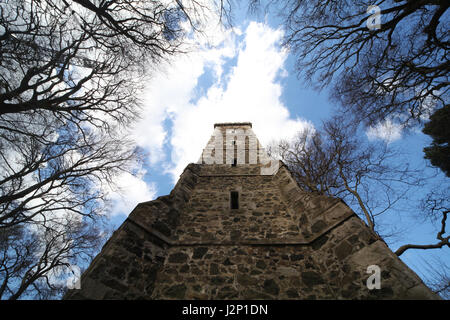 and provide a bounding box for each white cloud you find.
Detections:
[135,21,313,185]
[106,169,157,217]
[366,119,403,143]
